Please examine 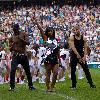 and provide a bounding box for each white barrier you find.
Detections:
[87,62,100,68]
